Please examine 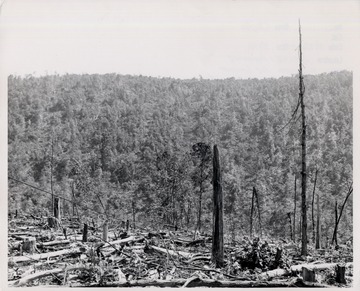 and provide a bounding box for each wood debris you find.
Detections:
[8,214,353,287]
